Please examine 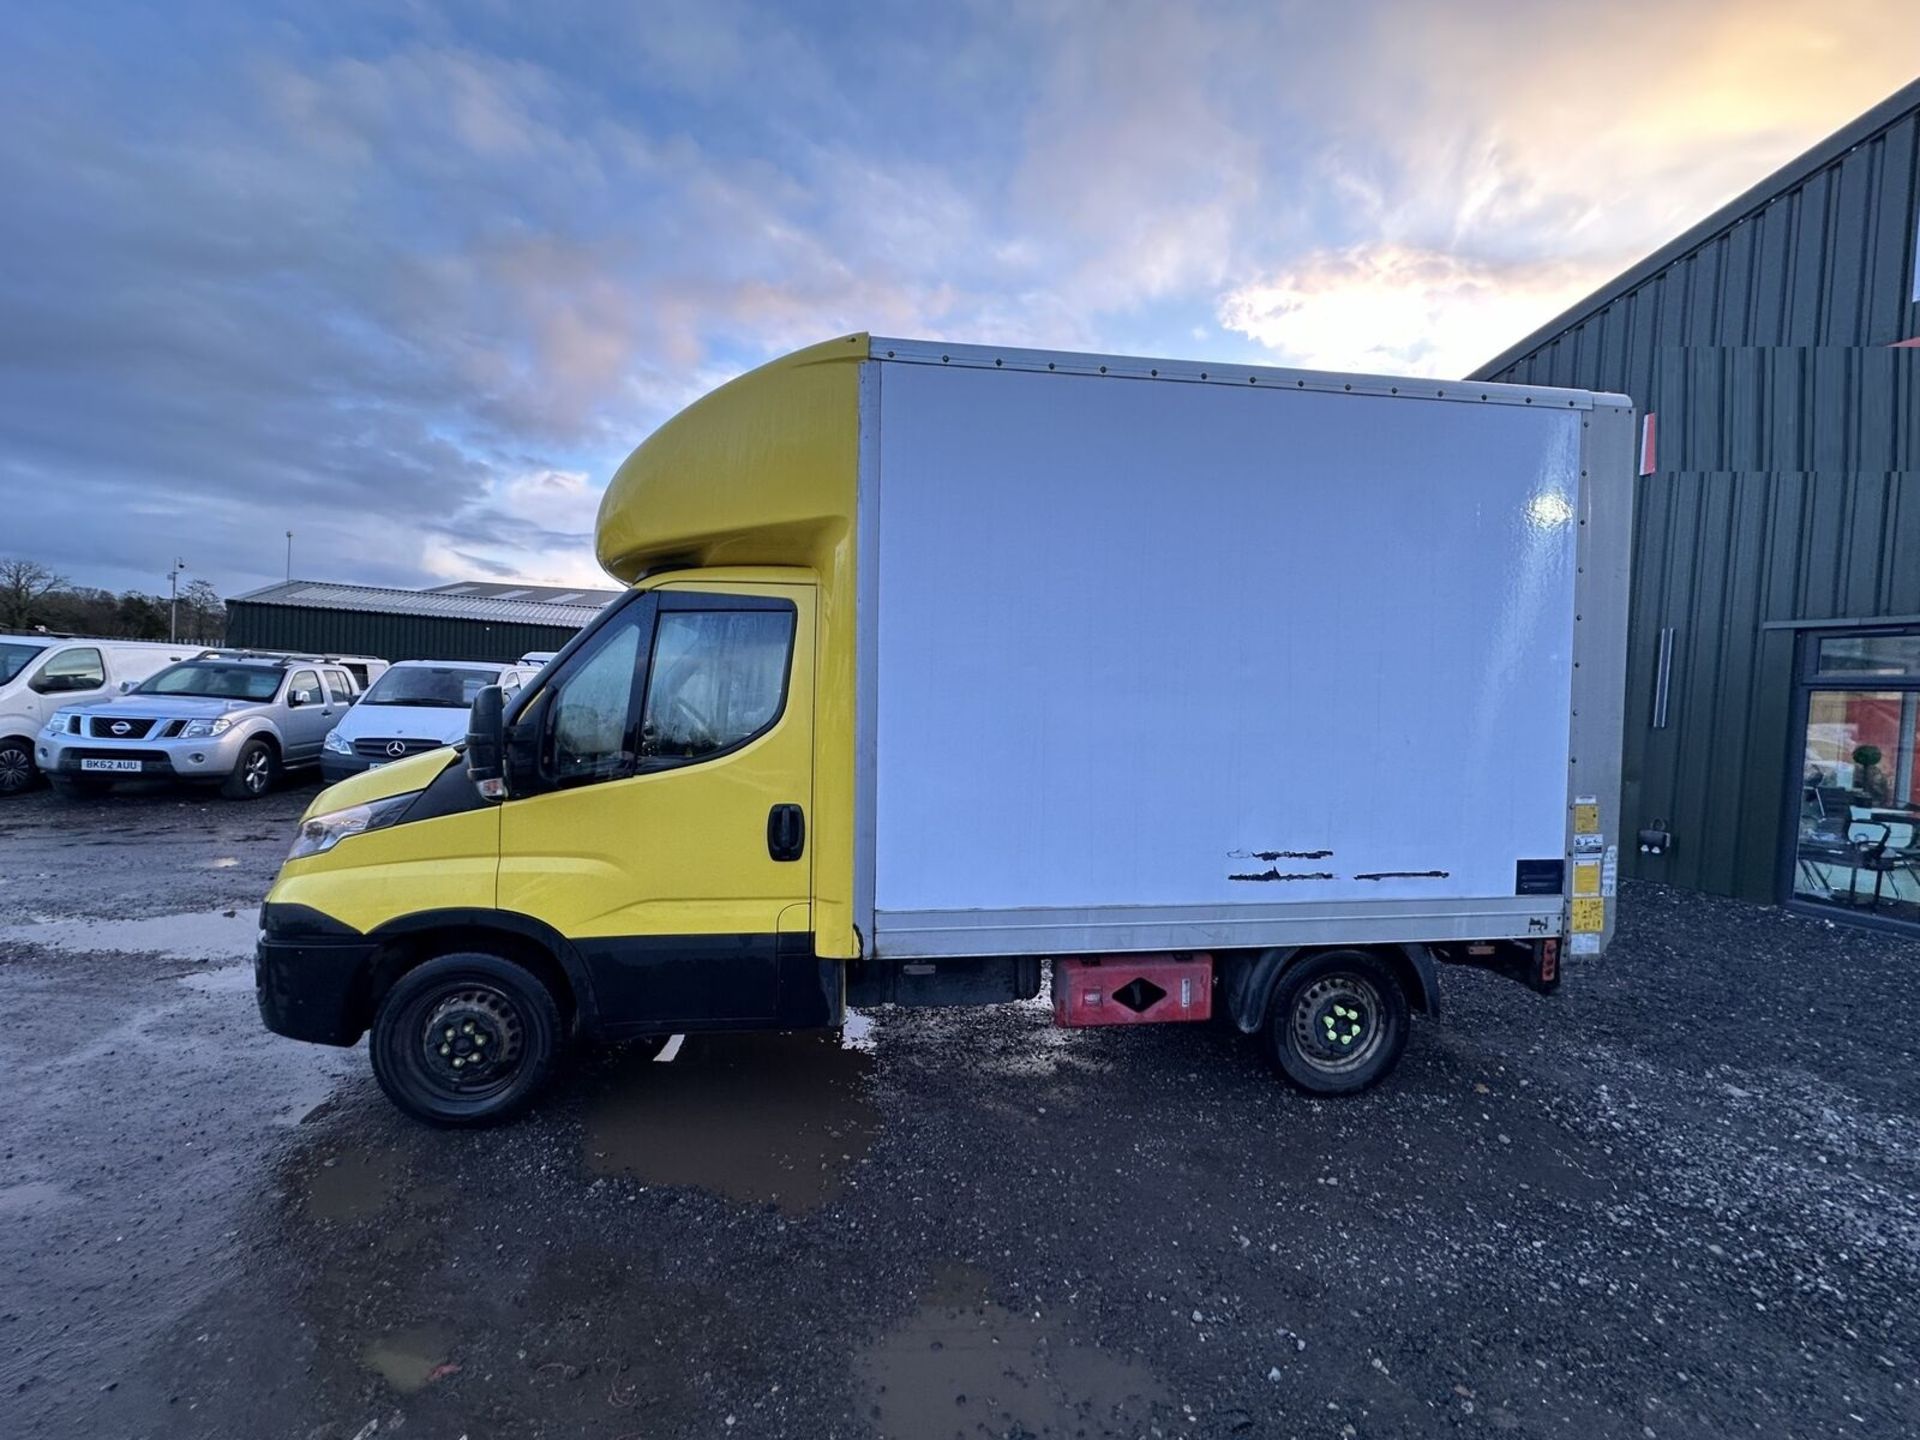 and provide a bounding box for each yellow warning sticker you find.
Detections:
[1573,801,1601,834]
[1572,861,1601,896]
[1570,897,1606,933]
